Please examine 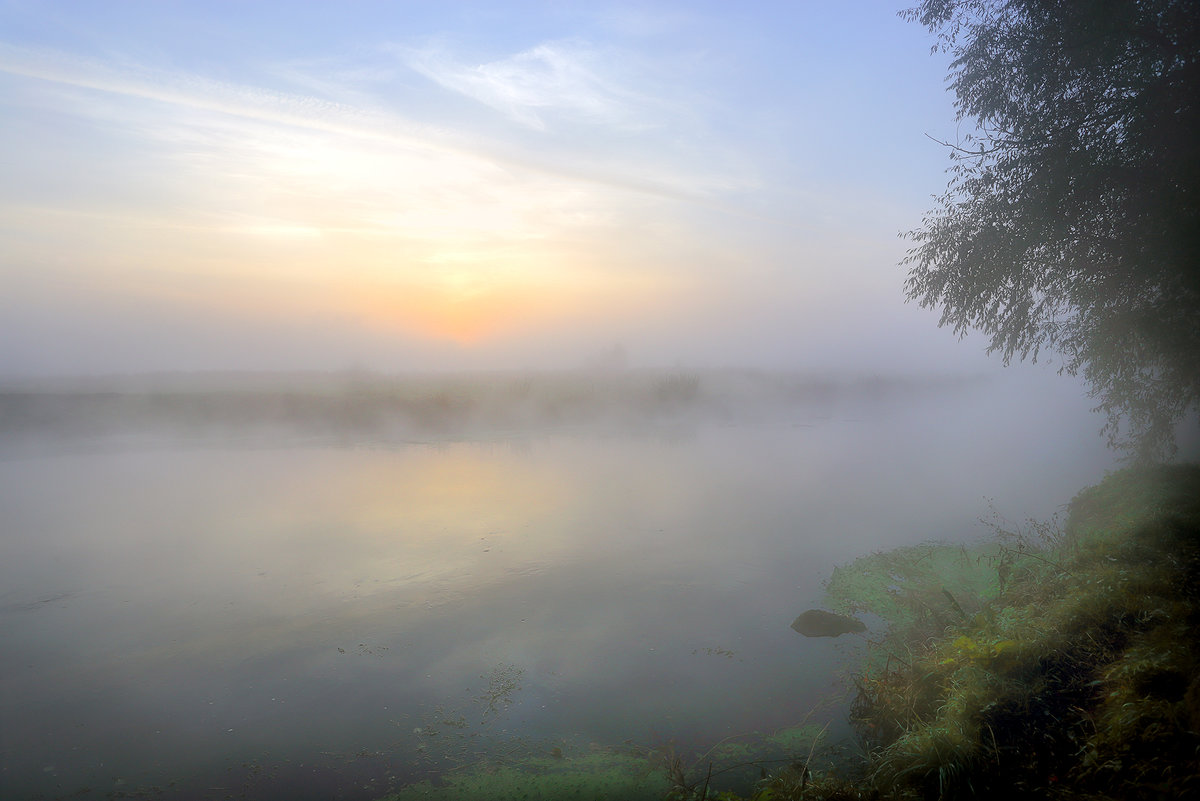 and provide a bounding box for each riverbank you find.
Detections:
[775,463,1200,800]
[376,464,1200,800]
